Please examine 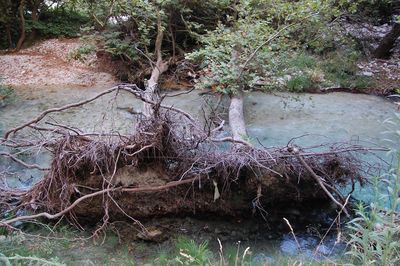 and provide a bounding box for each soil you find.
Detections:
[0,38,116,88]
